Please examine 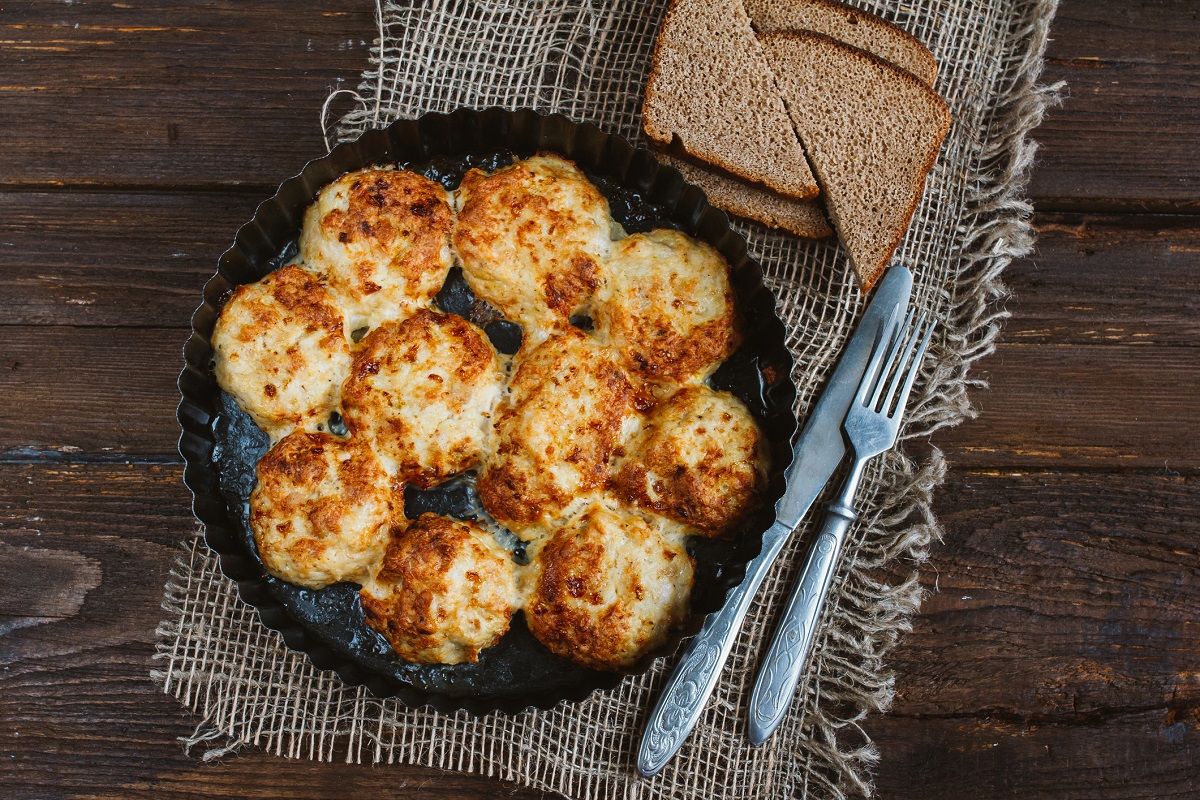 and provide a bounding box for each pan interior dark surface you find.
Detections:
[180,109,798,713]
